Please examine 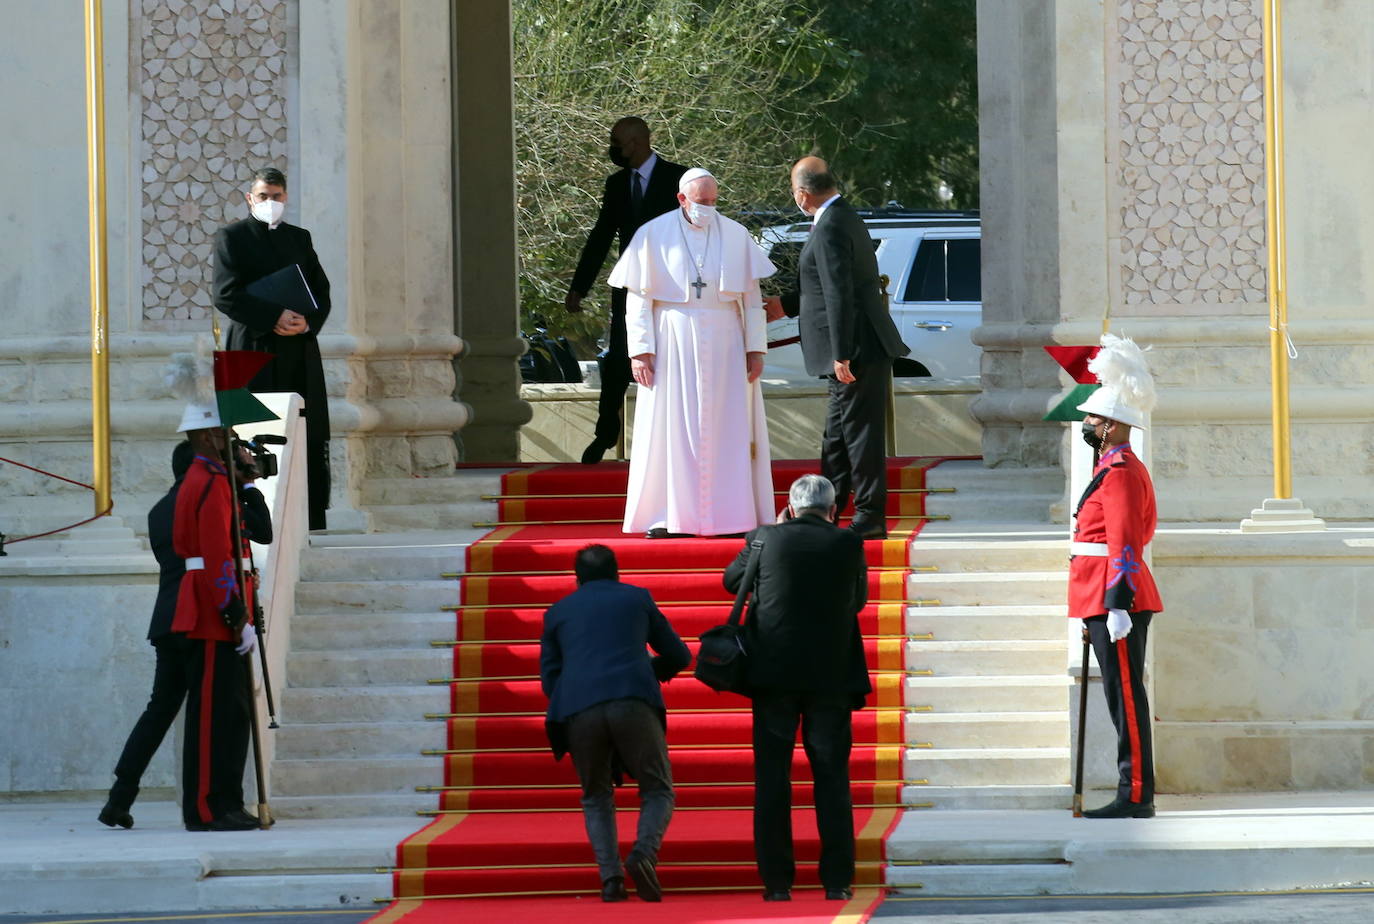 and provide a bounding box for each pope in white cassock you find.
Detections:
[609,168,776,538]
